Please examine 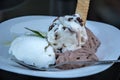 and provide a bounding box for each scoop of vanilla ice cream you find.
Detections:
[9,35,55,68]
[47,14,88,53]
